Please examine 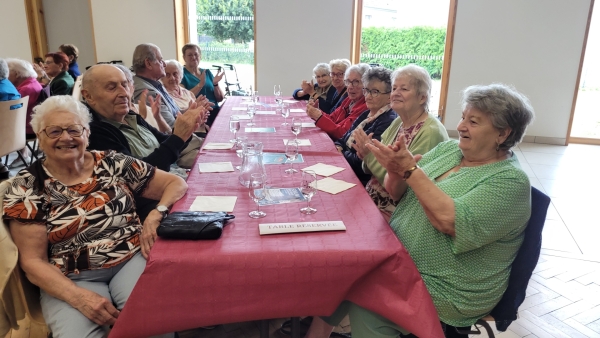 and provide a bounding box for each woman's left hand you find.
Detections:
[351,129,374,159]
[148,93,162,120]
[366,137,422,176]
[306,104,323,120]
[213,70,225,84]
[140,211,162,259]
